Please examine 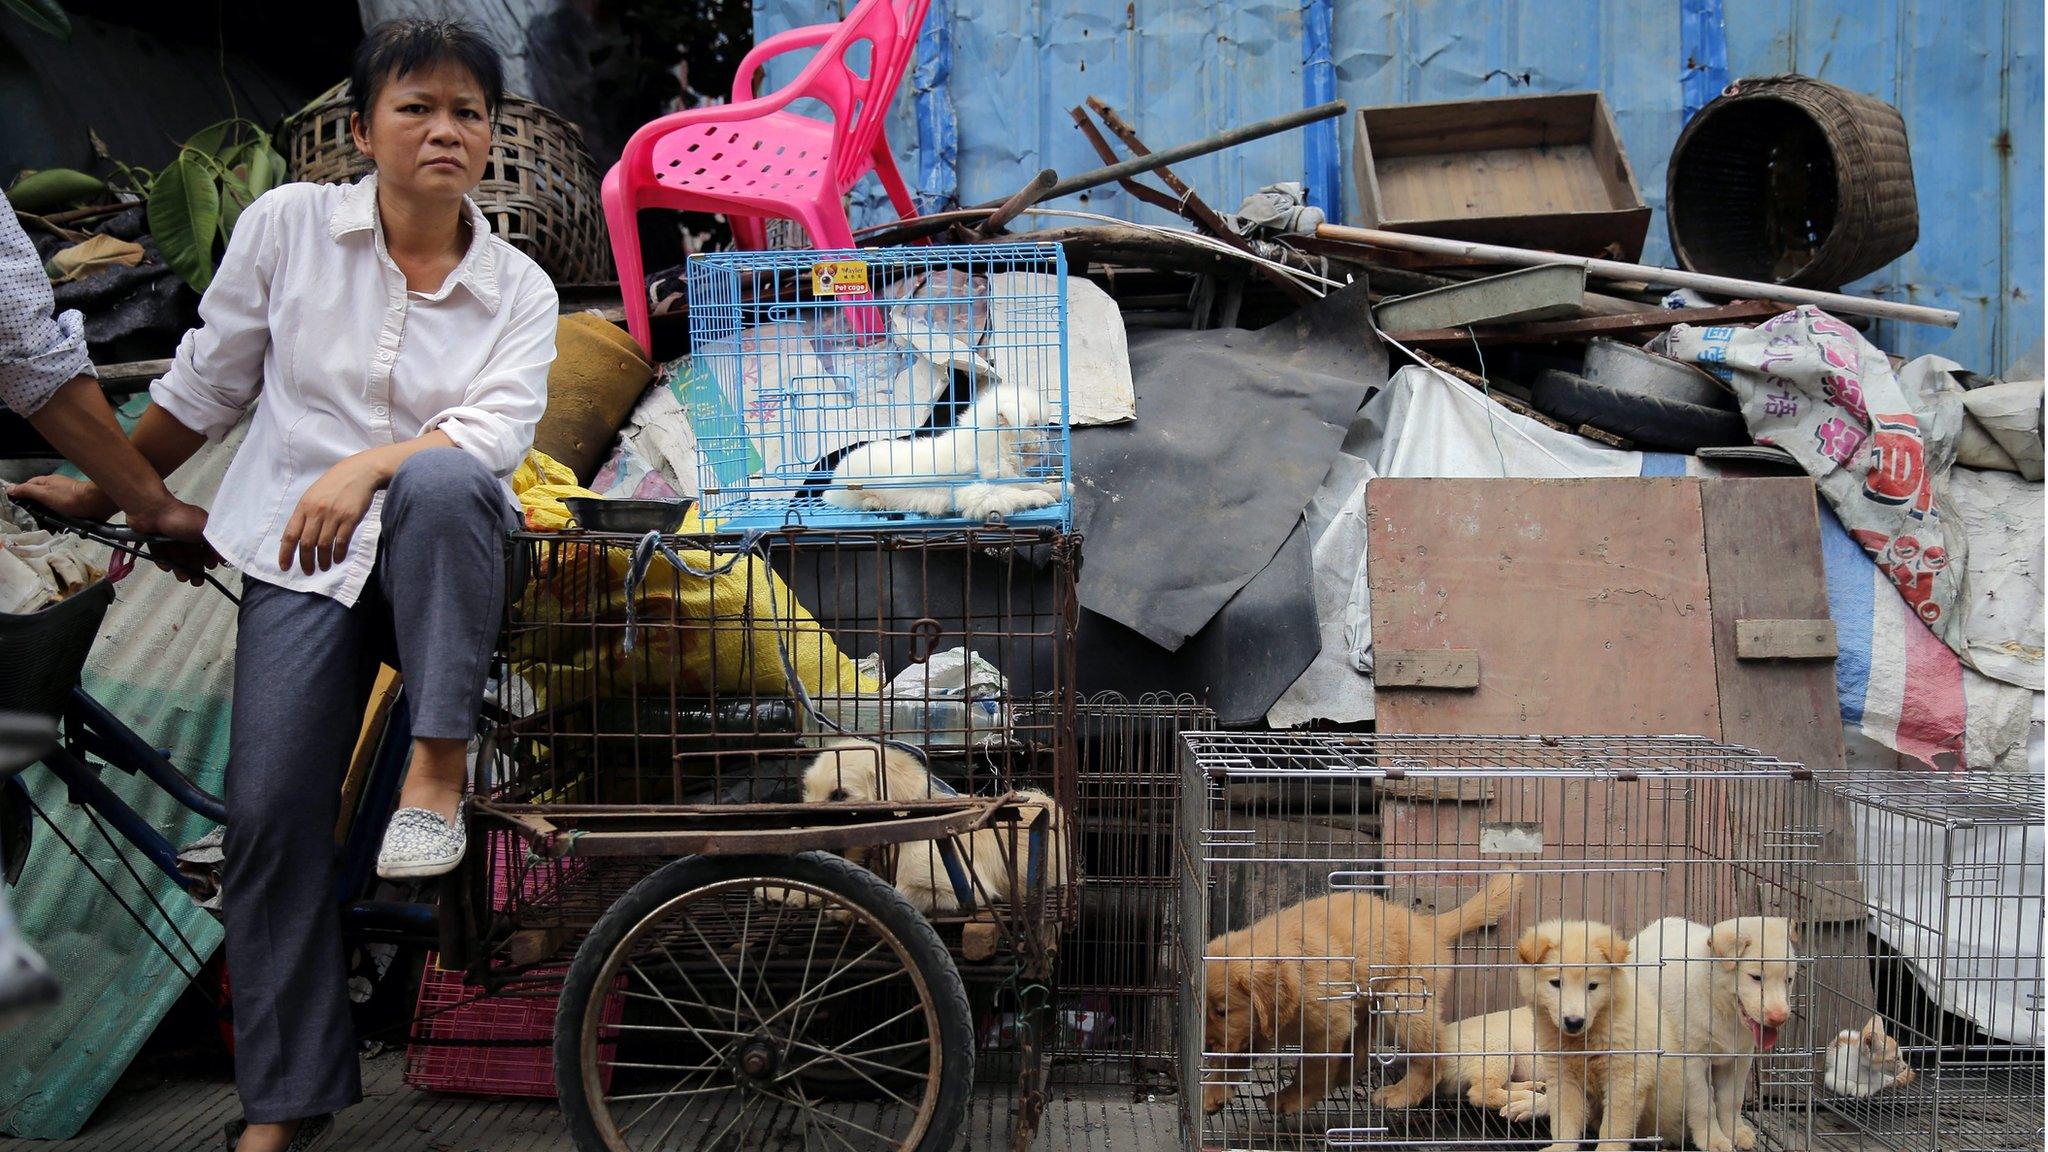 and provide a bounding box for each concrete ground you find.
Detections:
[1,1051,1186,1152]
